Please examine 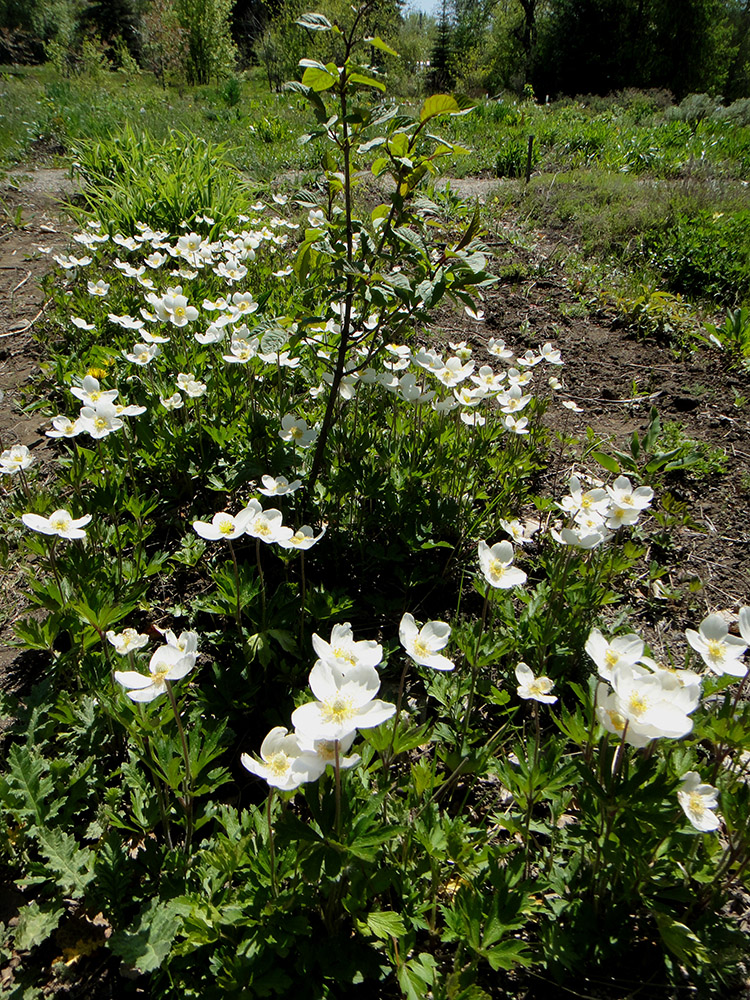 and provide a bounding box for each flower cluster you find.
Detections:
[113,629,199,703]
[242,623,394,791]
[552,474,654,549]
[46,375,145,440]
[193,499,324,552]
[587,627,701,747]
